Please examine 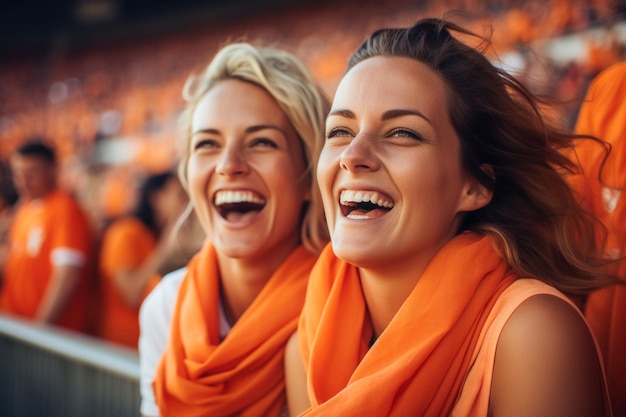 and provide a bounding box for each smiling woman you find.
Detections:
[186,78,311,262]
[285,17,619,417]
[137,43,330,417]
